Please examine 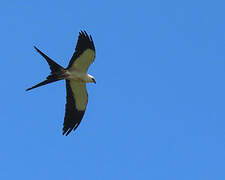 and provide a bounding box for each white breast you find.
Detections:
[66,70,88,82]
